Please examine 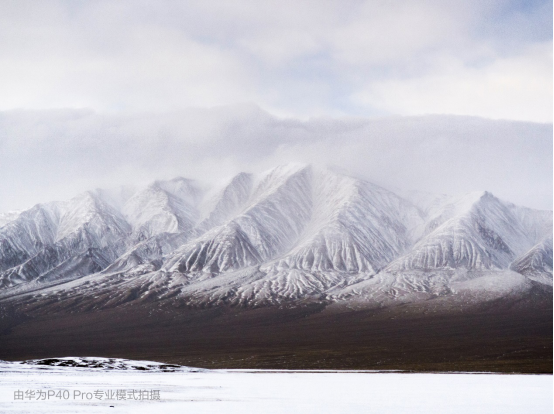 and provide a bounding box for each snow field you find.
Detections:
[0,365,551,414]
